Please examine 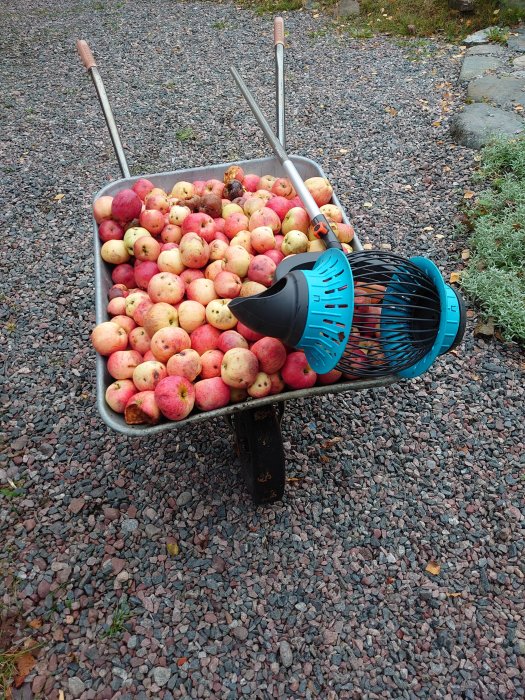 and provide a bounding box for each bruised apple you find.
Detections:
[220,348,259,389]
[166,348,202,381]
[124,391,161,424]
